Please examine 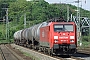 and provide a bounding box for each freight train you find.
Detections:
[14,17,77,55]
